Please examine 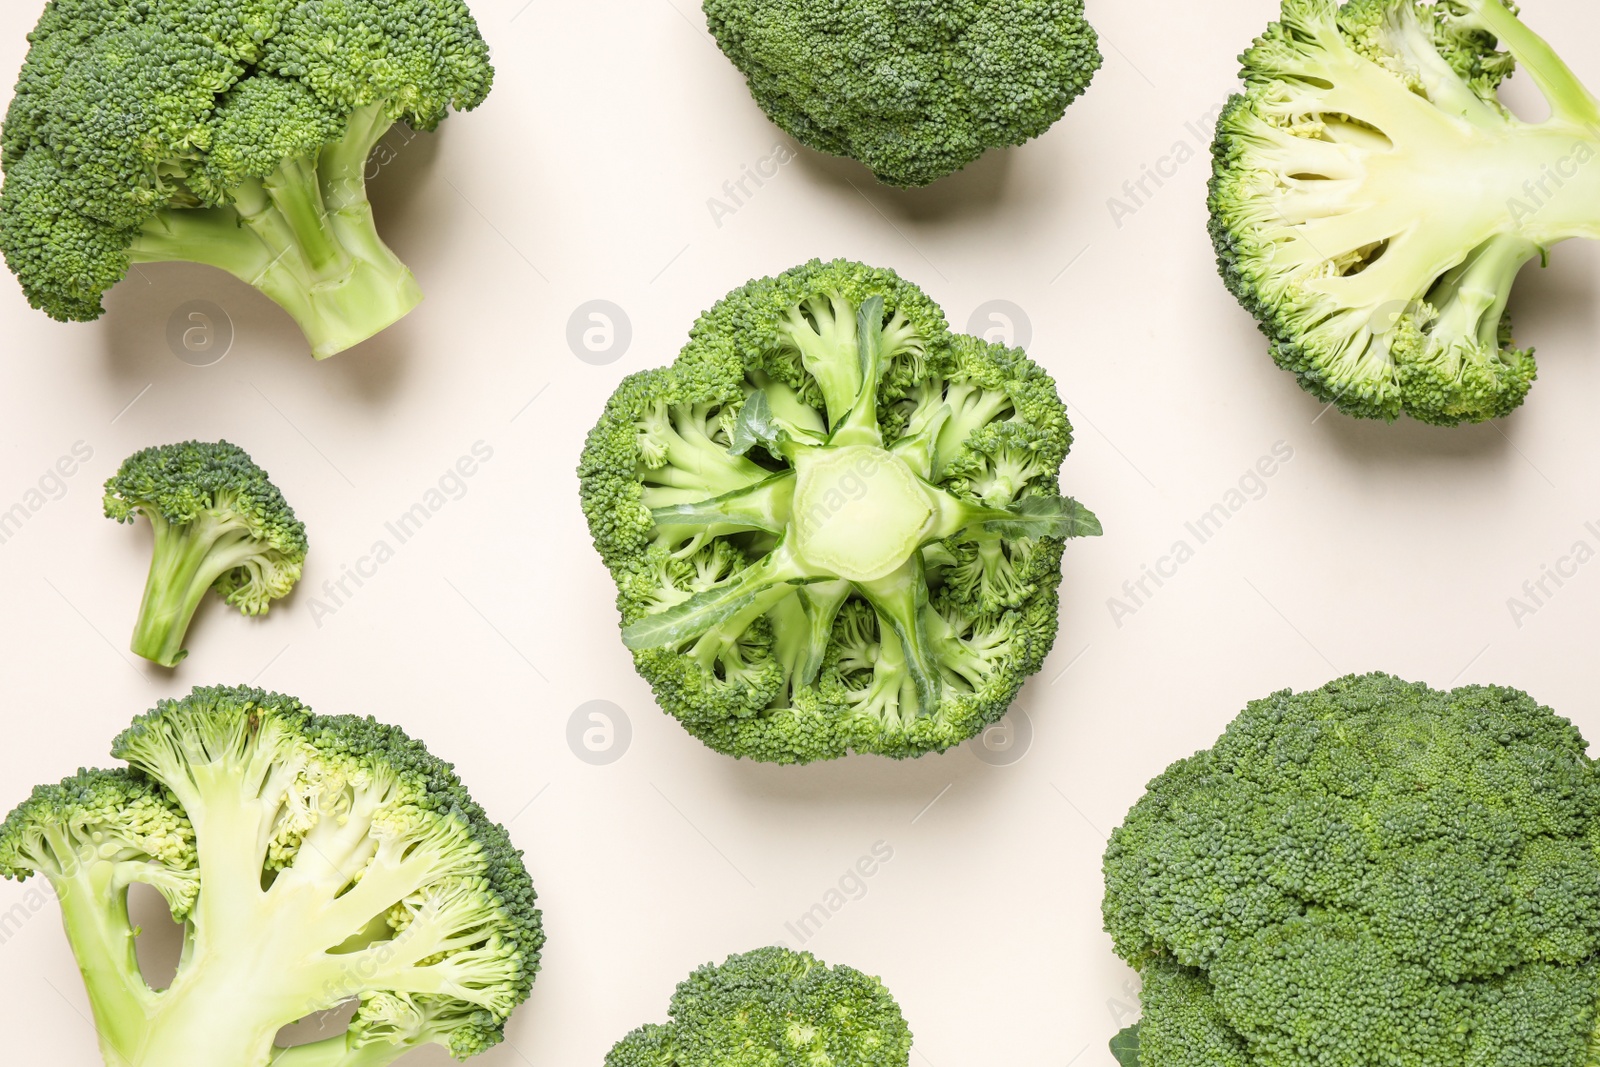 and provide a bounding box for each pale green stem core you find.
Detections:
[271,1036,414,1067]
[127,103,422,359]
[129,512,262,667]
